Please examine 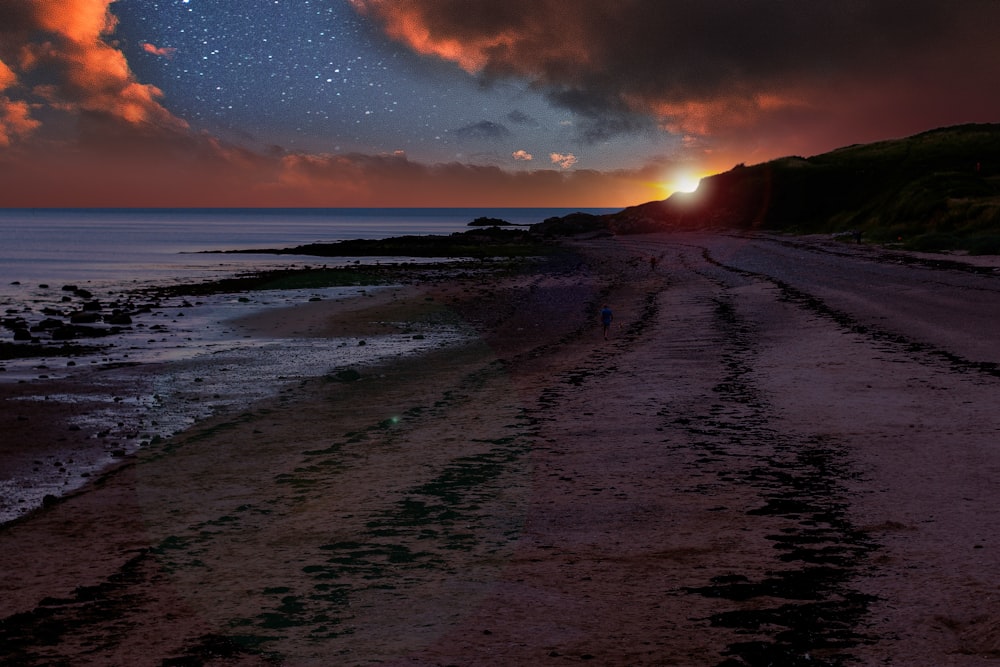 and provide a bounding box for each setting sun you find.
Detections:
[674,174,702,193]
[660,171,704,198]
